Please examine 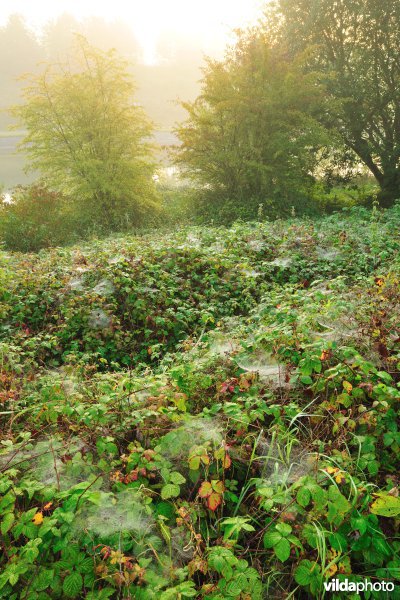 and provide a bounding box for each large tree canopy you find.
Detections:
[13,37,159,230]
[276,0,400,206]
[175,29,327,220]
